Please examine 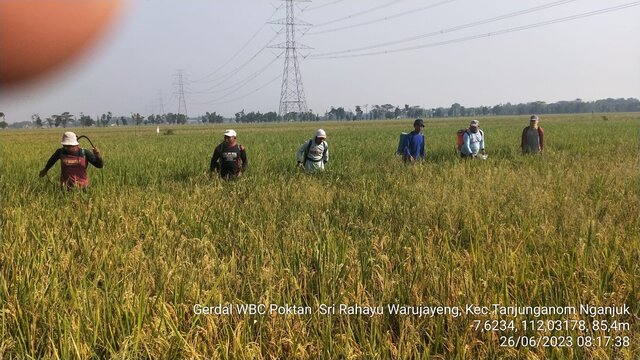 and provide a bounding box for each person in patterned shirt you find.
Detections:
[210,129,247,180]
